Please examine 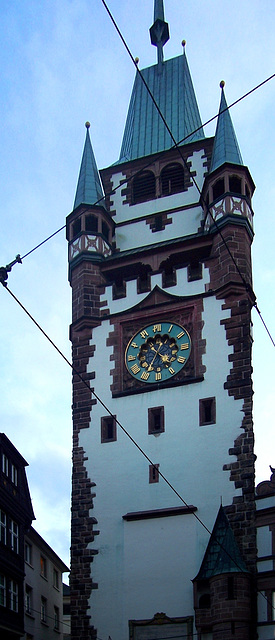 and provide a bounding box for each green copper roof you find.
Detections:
[210,83,243,173]
[195,507,248,580]
[118,49,204,164]
[74,123,105,210]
